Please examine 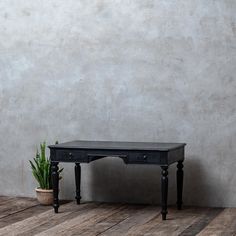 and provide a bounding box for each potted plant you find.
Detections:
[29,141,63,205]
